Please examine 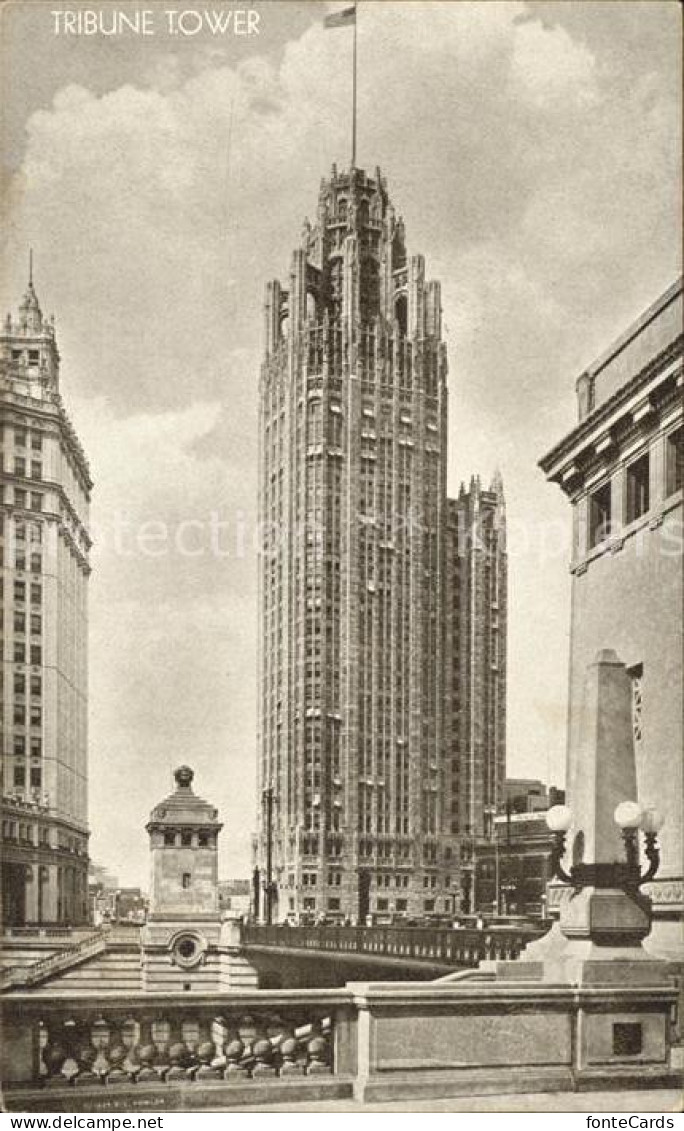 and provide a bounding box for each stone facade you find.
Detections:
[539,277,683,961]
[256,164,462,922]
[0,273,91,926]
